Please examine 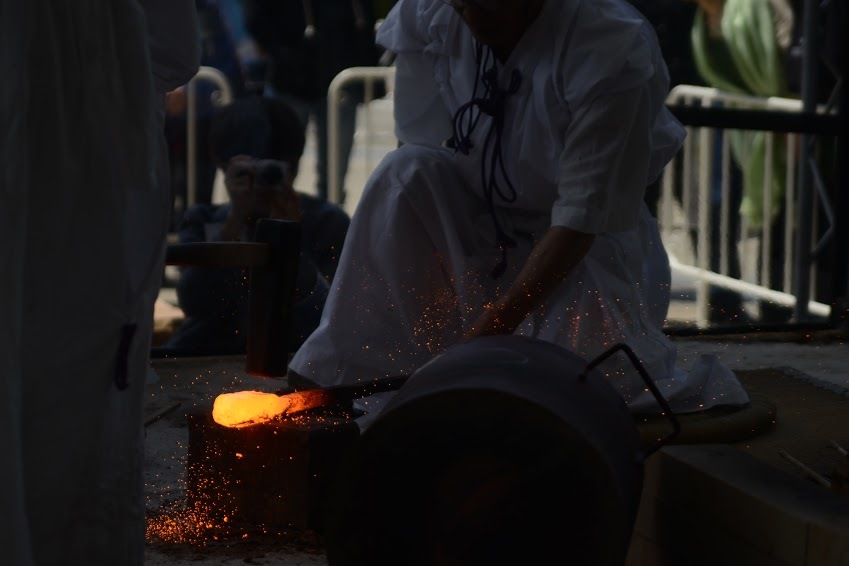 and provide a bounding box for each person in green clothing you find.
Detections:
[691,0,795,227]
[688,0,797,323]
